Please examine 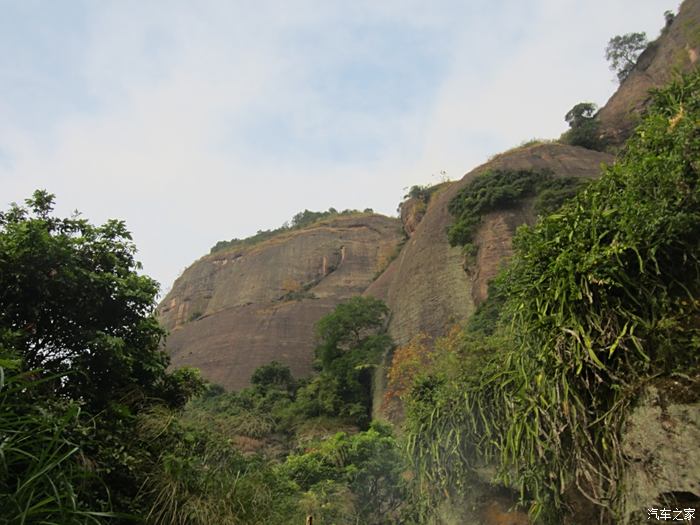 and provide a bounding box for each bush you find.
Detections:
[406,70,700,523]
[561,101,604,150]
[447,169,586,247]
